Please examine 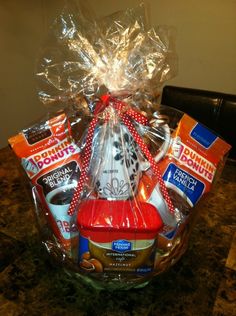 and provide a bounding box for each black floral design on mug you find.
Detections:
[102,178,129,198]
[114,133,139,166]
[113,132,140,191]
